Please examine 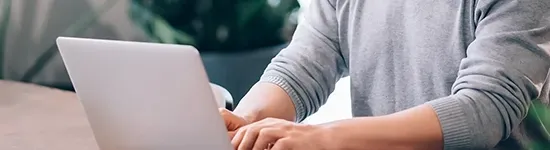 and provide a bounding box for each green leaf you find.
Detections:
[530,100,550,135]
[236,0,267,29]
[530,141,550,150]
[273,0,300,15]
[129,0,300,52]
[152,18,195,45]
[527,99,550,149]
